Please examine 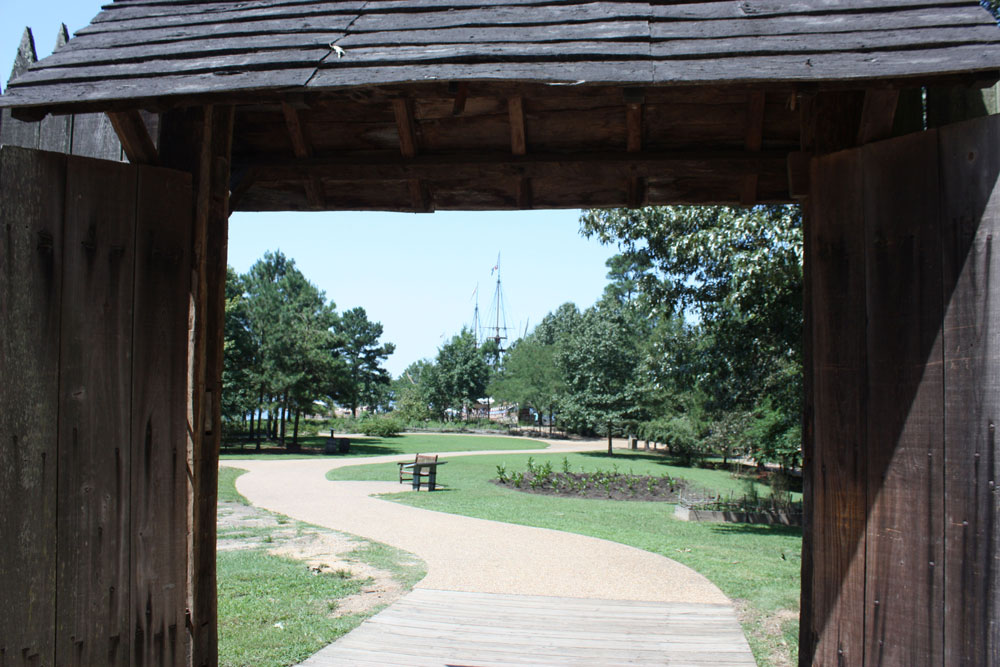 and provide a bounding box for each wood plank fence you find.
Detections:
[0,145,192,666]
[802,113,1000,666]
